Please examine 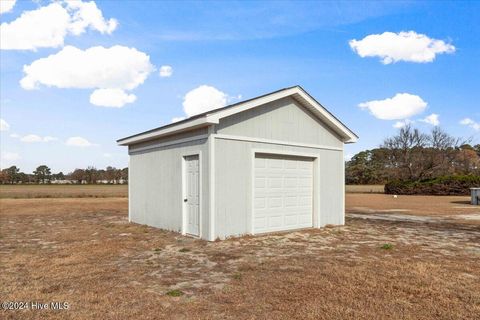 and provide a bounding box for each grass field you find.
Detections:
[1,192,479,319]
[0,184,128,199]
[0,184,381,198]
[345,184,384,193]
